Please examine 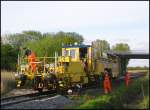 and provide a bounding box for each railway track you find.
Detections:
[1,73,146,109]
[1,90,57,108]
